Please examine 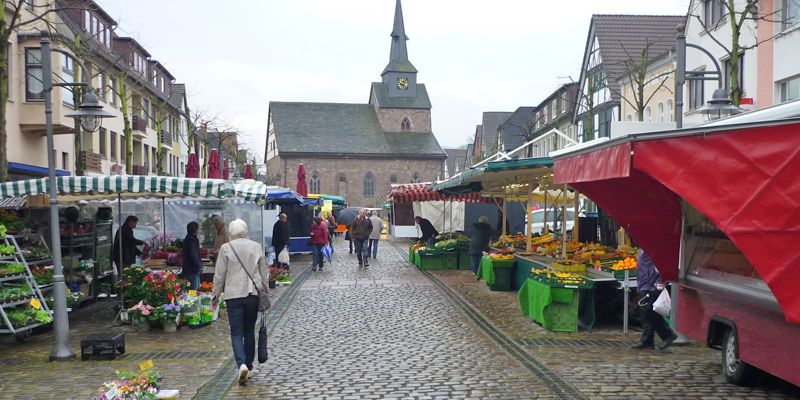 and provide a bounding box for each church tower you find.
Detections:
[370,0,432,133]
